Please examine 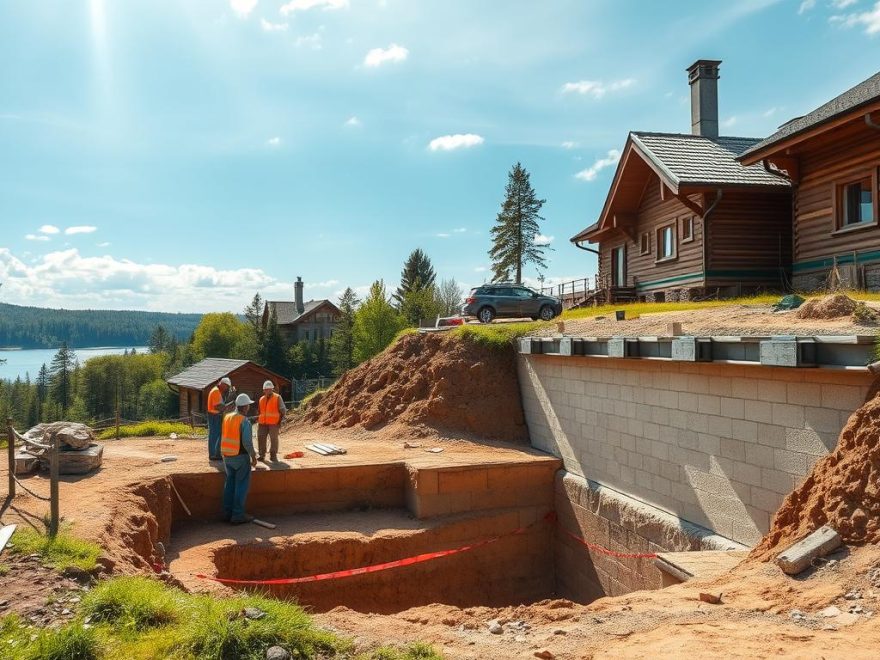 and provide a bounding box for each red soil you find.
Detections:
[752,382,880,560]
[302,332,529,443]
